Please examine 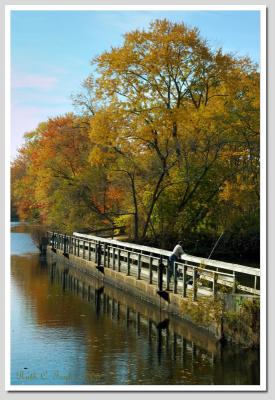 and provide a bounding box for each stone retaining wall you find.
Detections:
[47,246,223,340]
